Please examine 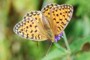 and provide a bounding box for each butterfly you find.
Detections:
[13,3,73,42]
